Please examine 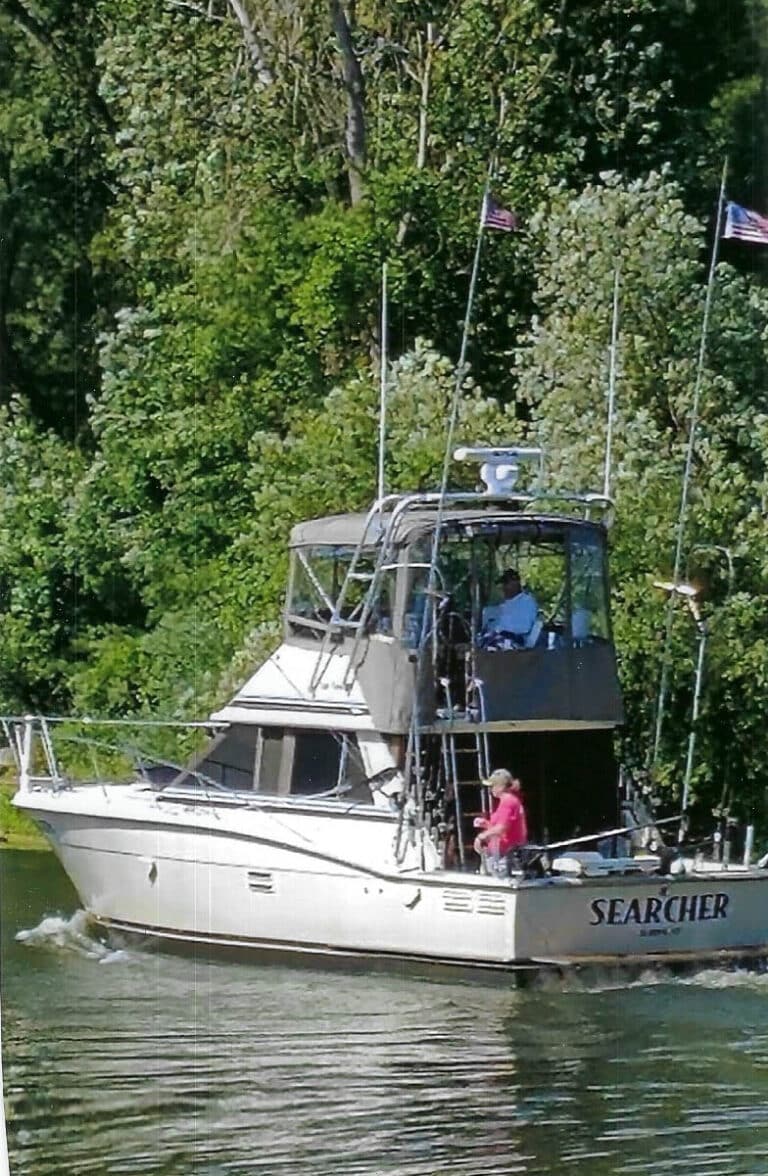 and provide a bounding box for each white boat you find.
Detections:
[7,446,768,974]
